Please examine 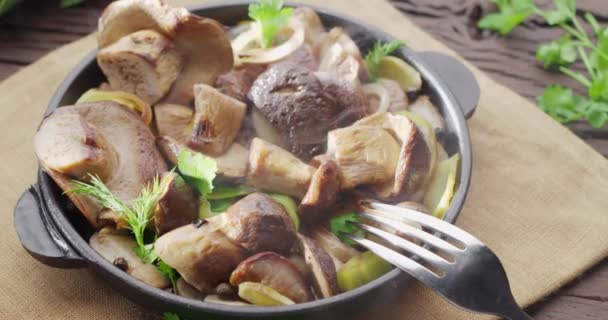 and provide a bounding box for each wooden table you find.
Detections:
[1,0,606,318]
